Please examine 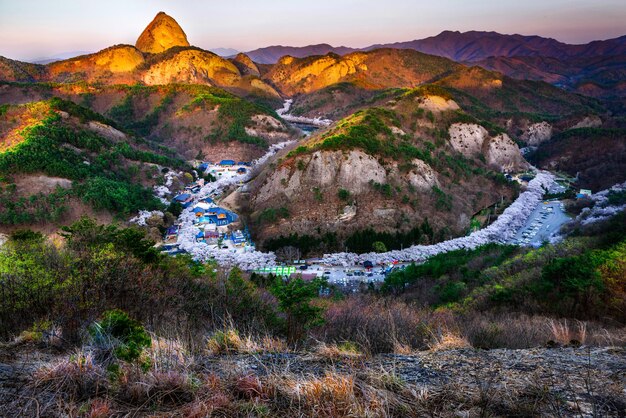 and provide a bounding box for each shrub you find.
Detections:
[89,309,151,365]
[337,189,350,201]
[372,241,387,253]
